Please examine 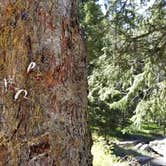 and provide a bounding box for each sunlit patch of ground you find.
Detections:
[91,135,129,166]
